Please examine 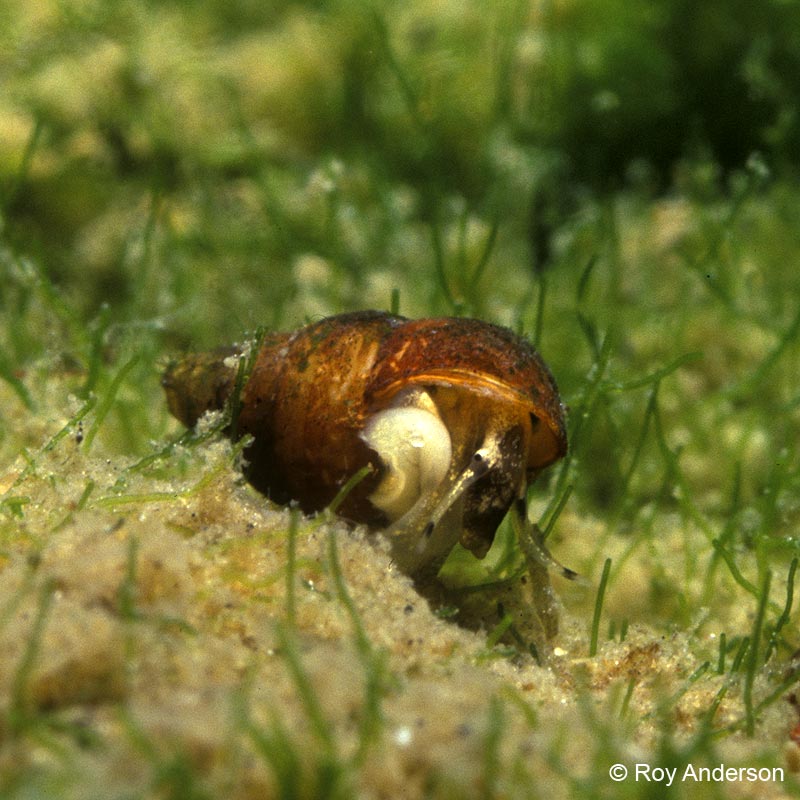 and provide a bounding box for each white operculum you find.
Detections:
[360,405,452,522]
